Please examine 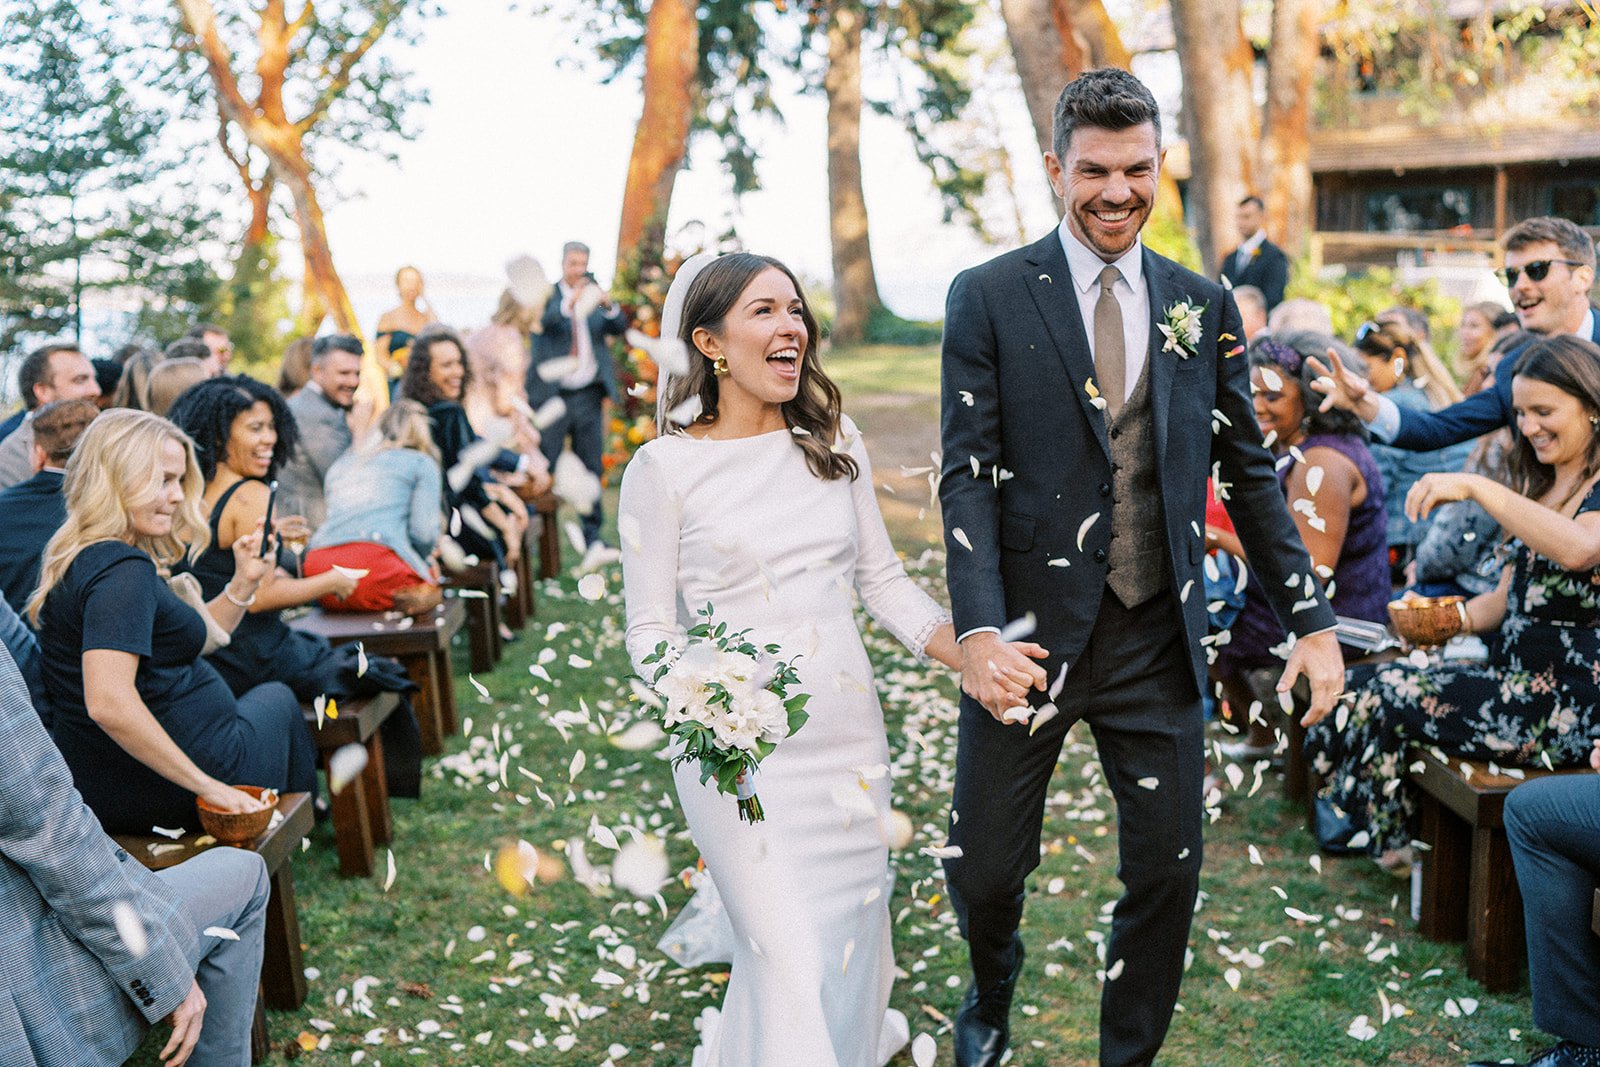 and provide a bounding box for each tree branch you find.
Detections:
[174,0,257,135]
[295,10,394,134]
